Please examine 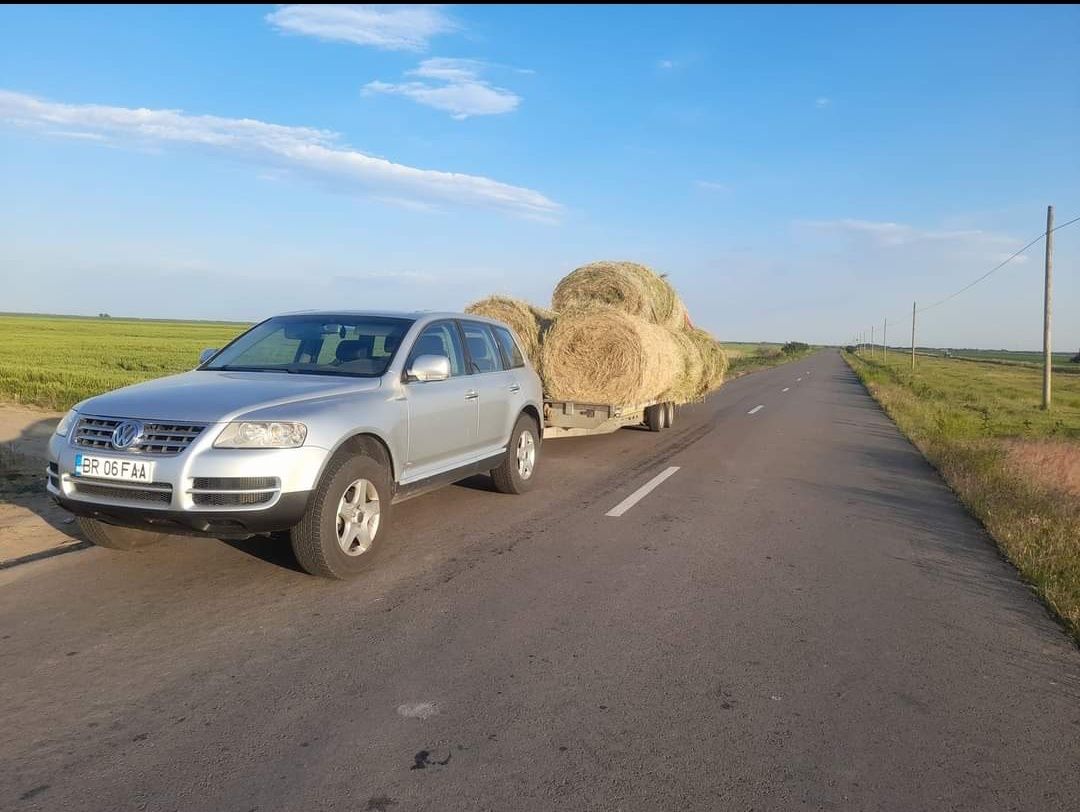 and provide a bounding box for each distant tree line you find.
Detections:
[781,341,810,355]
